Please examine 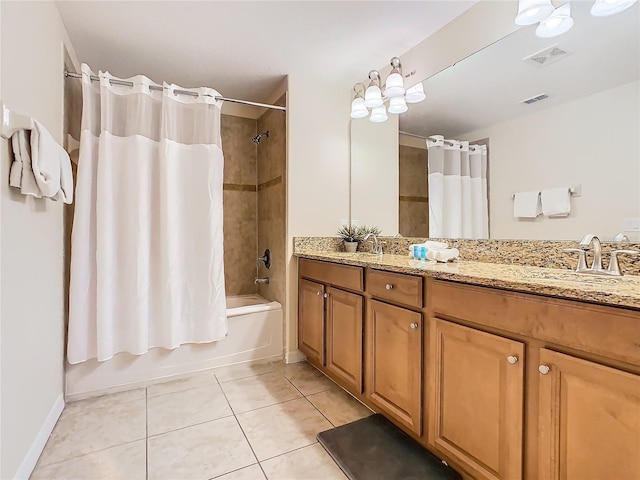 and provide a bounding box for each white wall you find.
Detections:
[351,115,399,234]
[284,76,351,361]
[463,80,640,241]
[0,2,78,478]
